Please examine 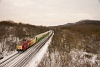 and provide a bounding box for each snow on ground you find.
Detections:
[25,35,53,67]
[0,51,18,63]
[69,49,100,67]
[0,35,19,58]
